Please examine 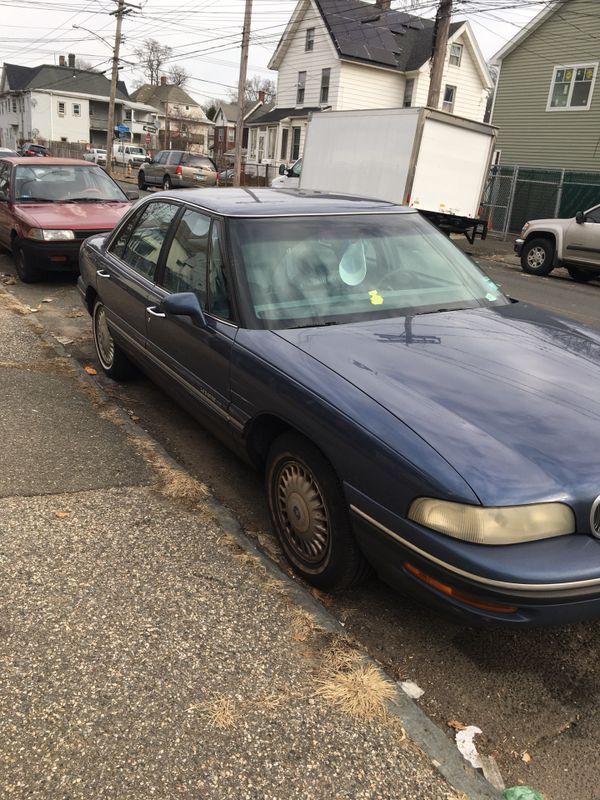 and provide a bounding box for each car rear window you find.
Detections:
[182,155,216,170]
